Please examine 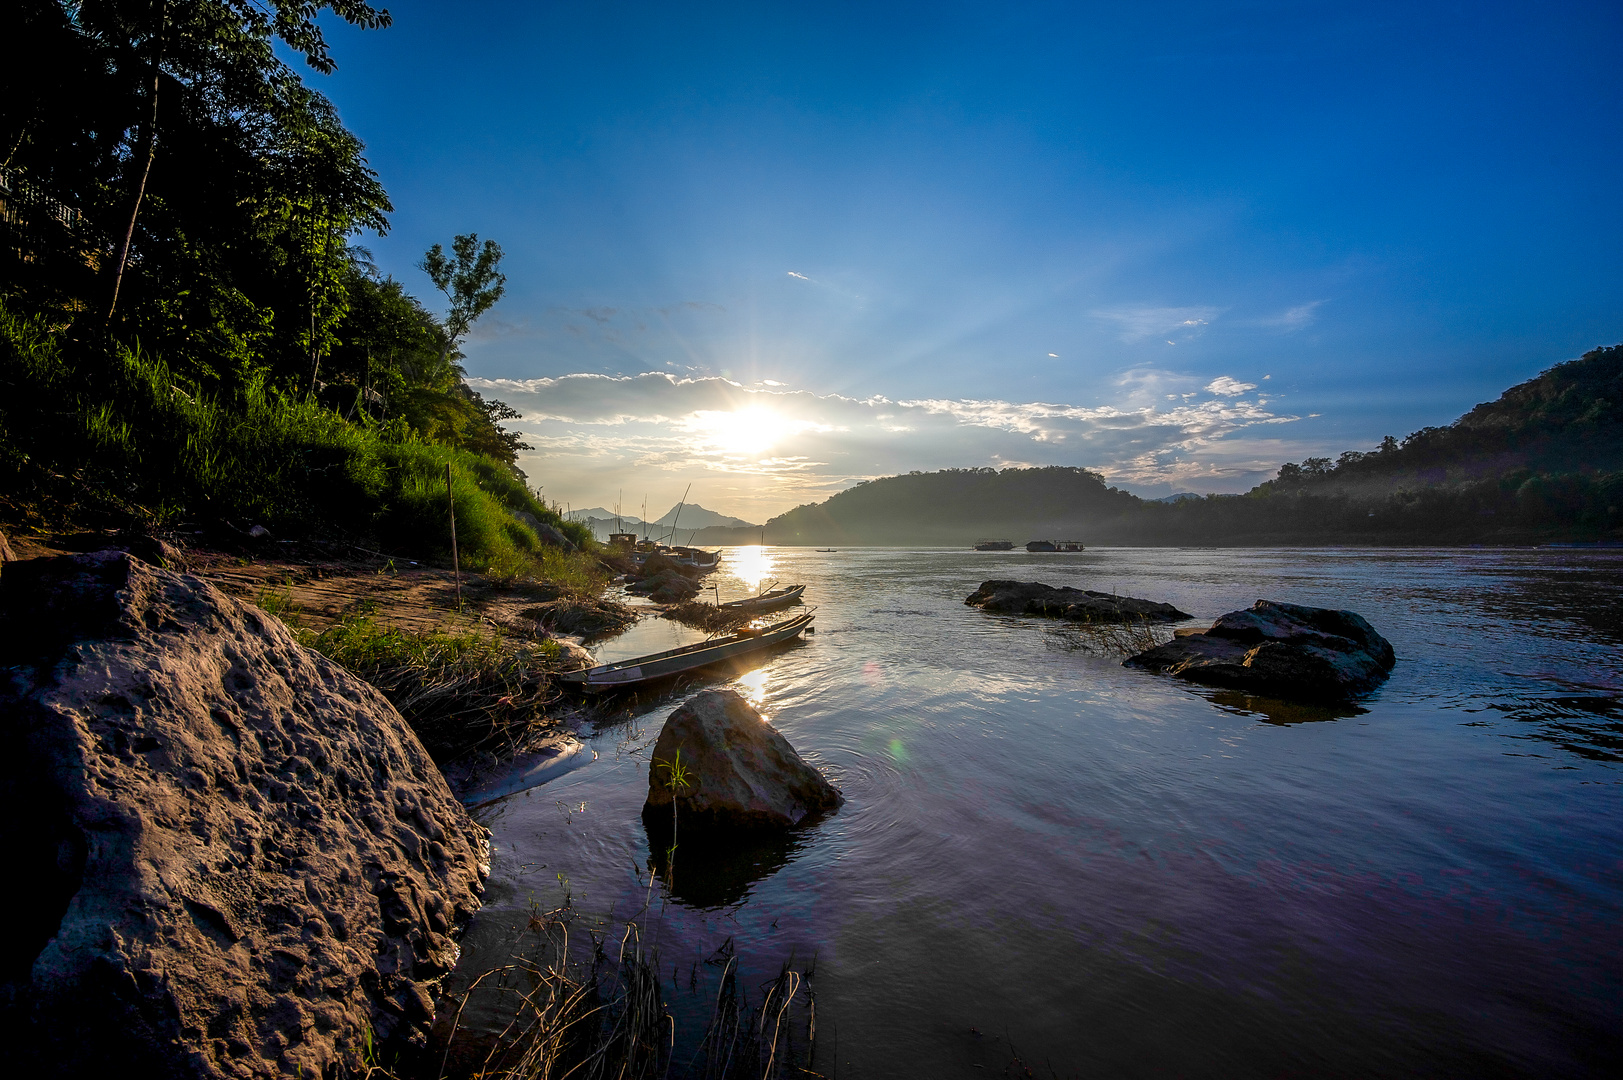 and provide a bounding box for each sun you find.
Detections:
[691,407,782,456]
